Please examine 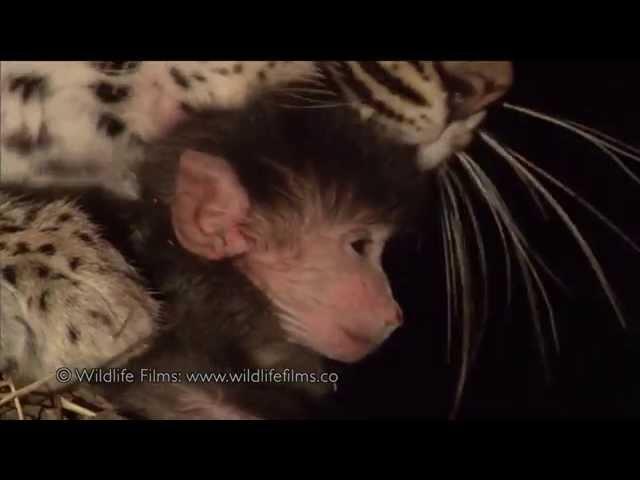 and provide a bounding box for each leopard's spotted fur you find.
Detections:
[0,191,159,390]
